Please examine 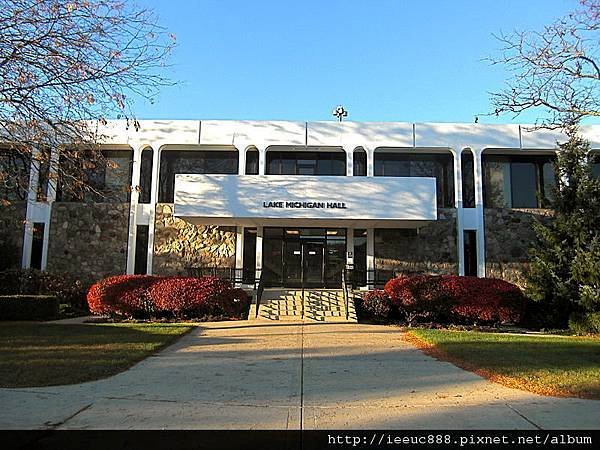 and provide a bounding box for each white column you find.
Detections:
[126,144,144,274]
[42,146,60,270]
[255,226,263,280]
[346,147,354,176]
[146,143,161,274]
[365,146,374,177]
[346,228,354,267]
[235,225,244,270]
[452,148,465,276]
[238,145,247,175]
[473,148,486,277]
[366,228,375,286]
[258,147,266,175]
[21,147,41,268]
